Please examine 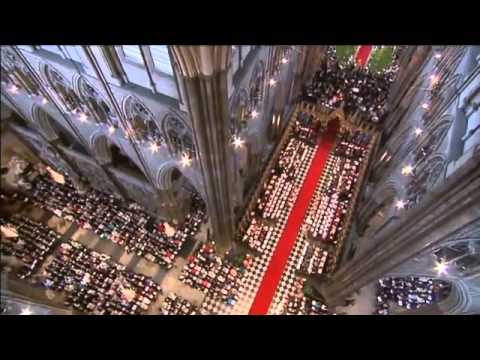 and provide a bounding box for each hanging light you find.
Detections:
[108,125,116,135]
[414,127,423,136]
[421,102,430,110]
[41,97,48,105]
[251,110,259,119]
[20,307,33,315]
[395,199,406,210]
[8,84,19,94]
[149,142,159,154]
[232,136,244,149]
[434,52,442,60]
[434,260,448,275]
[281,57,288,64]
[269,78,277,87]
[401,165,414,176]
